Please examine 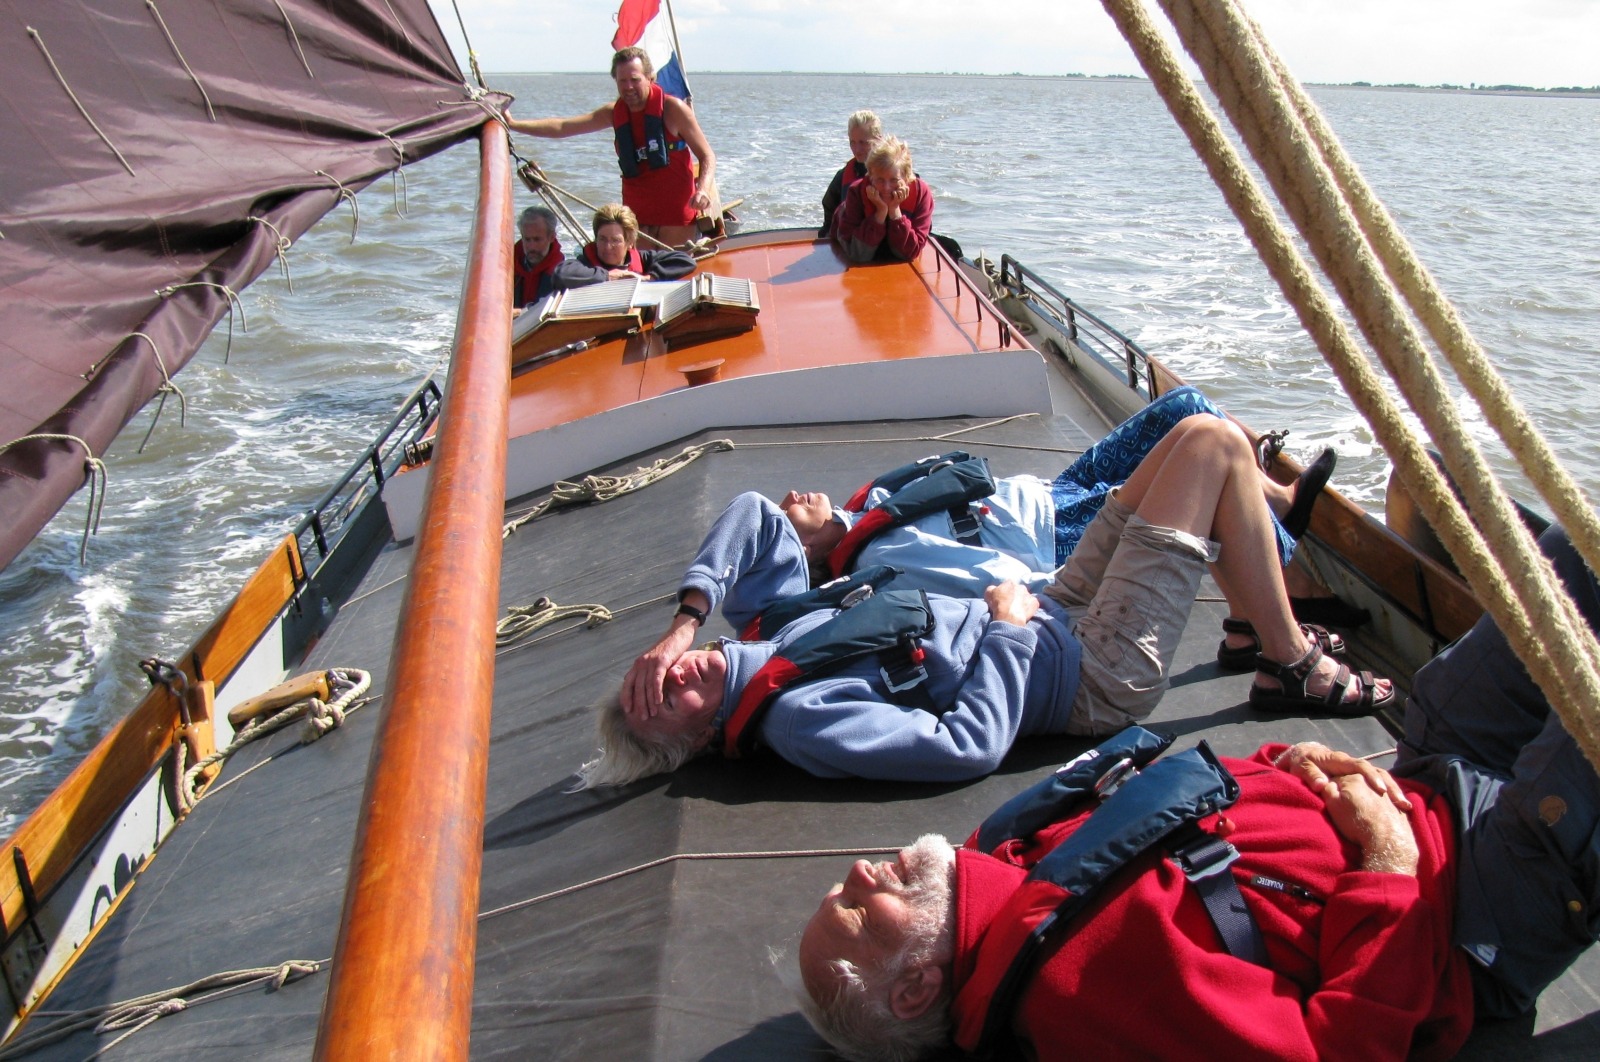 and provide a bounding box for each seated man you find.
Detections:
[832,137,934,263]
[512,205,564,311]
[819,110,881,238]
[793,522,1600,1061]
[576,413,1388,788]
[621,385,1334,717]
[551,203,696,291]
